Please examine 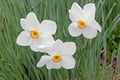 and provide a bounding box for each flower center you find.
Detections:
[52,54,62,62]
[78,20,86,29]
[30,30,40,39]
